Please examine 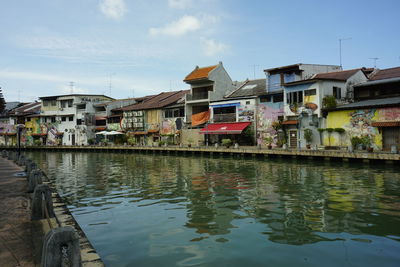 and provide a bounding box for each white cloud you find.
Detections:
[168,0,192,9]
[149,15,202,36]
[201,38,228,56]
[99,0,127,20]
